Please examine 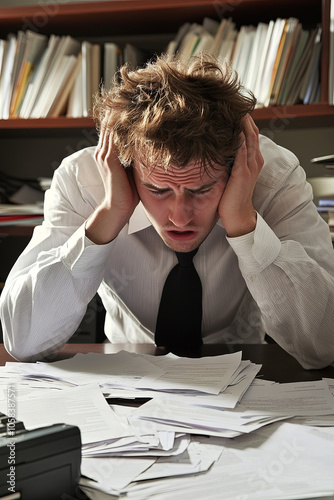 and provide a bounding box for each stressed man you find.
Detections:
[1,54,334,368]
